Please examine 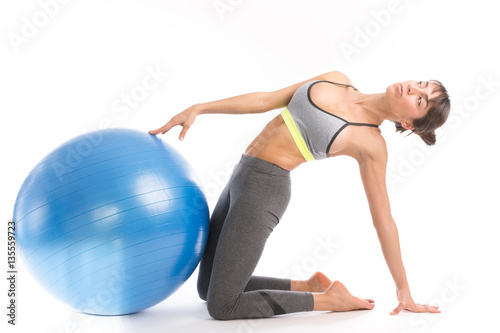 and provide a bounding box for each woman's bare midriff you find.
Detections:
[243,114,307,171]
